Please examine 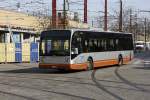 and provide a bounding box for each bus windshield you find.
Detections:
[40,30,71,56]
